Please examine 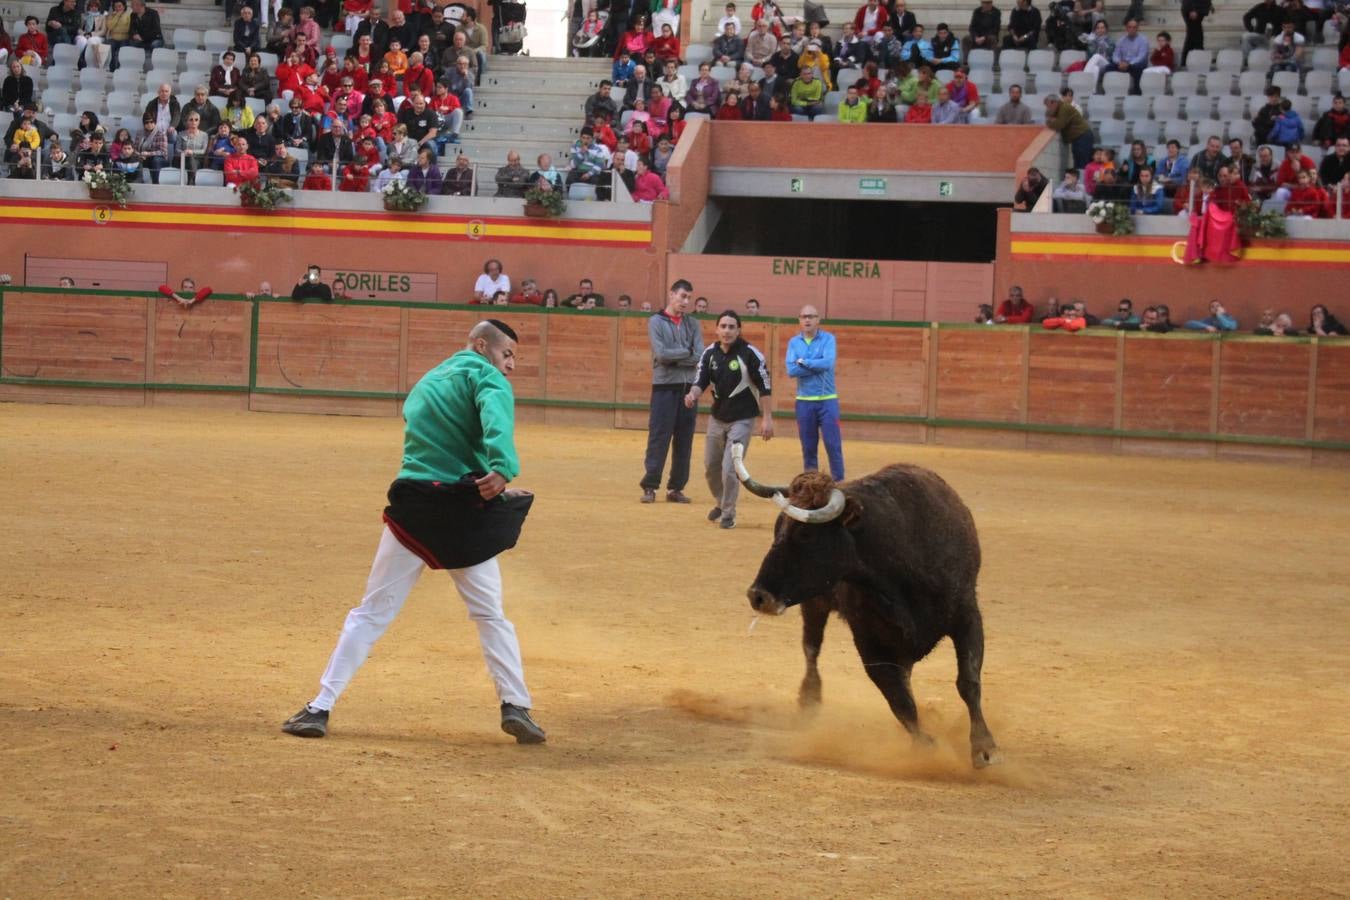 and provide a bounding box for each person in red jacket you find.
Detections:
[1285,170,1330,217]
[852,0,889,40]
[339,160,370,191]
[1211,164,1252,211]
[301,161,332,190]
[16,16,49,64]
[994,286,1034,323]
[904,93,932,123]
[402,52,435,98]
[223,136,260,185]
[276,51,314,96]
